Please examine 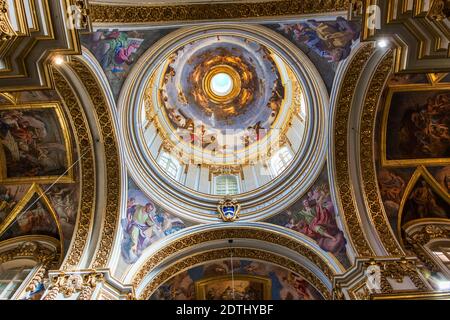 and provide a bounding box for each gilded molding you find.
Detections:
[139,248,331,300]
[333,42,375,257]
[90,1,350,24]
[52,69,95,270]
[67,58,121,269]
[358,50,403,256]
[132,227,336,288]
